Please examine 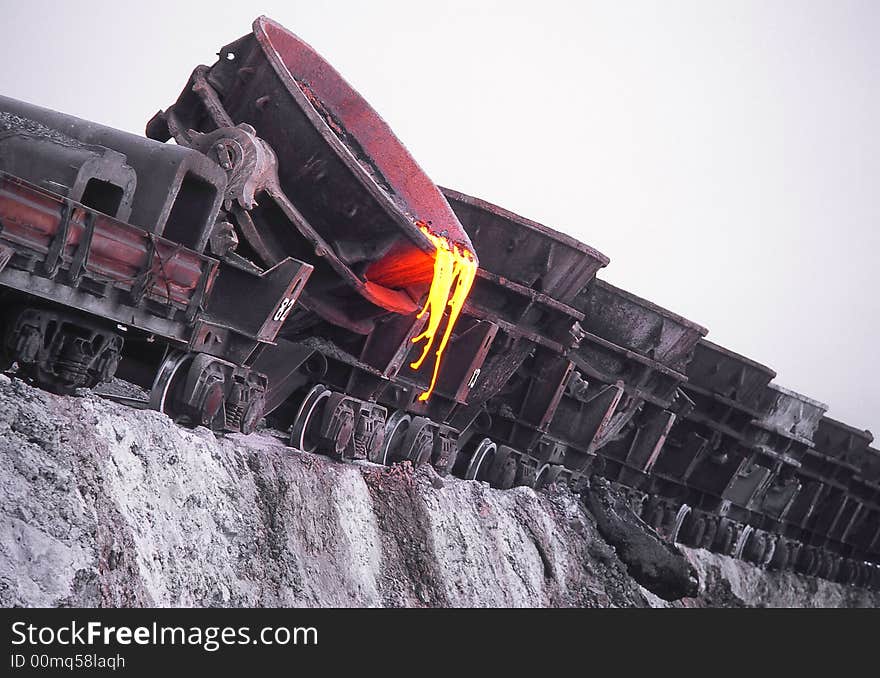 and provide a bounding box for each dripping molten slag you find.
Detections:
[410,222,478,401]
